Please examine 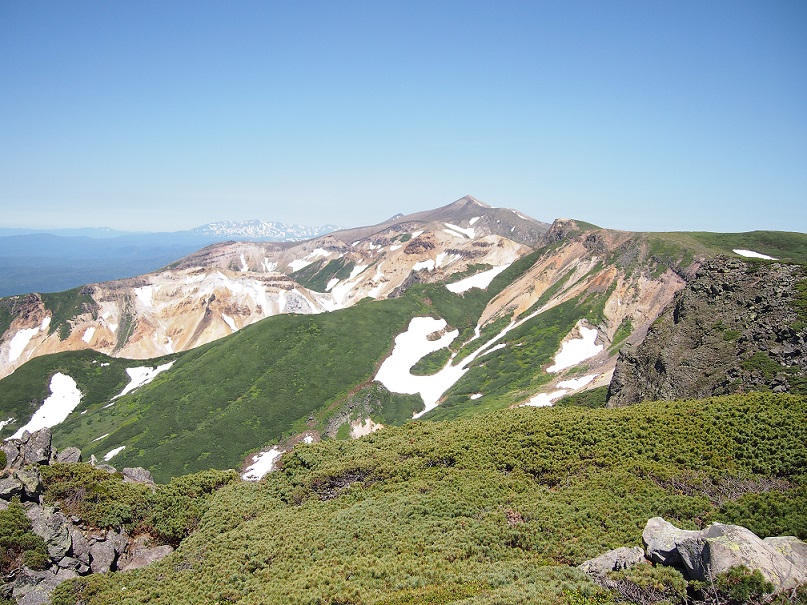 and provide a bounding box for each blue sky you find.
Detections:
[1,1,805,233]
